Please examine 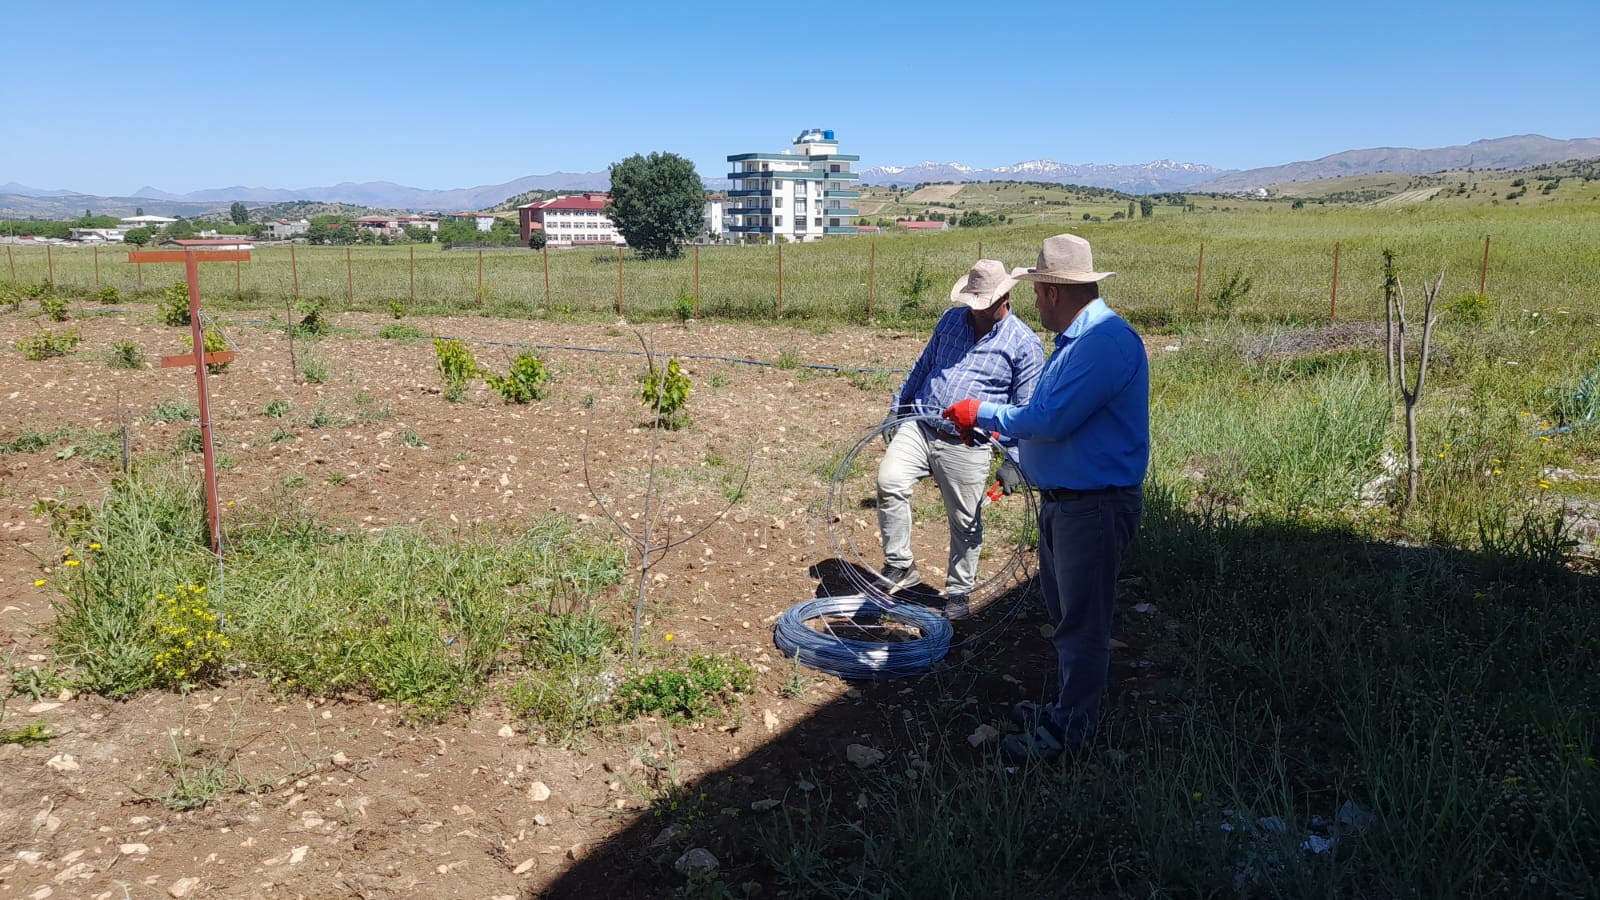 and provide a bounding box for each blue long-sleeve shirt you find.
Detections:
[893,306,1043,458]
[976,299,1149,490]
